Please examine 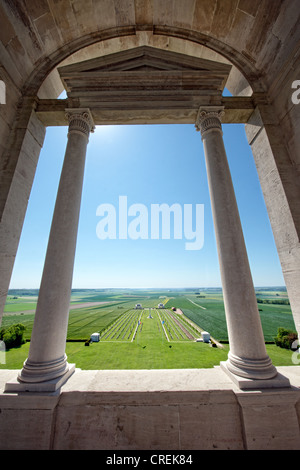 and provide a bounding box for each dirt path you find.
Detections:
[187,298,206,310]
[69,301,114,310]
